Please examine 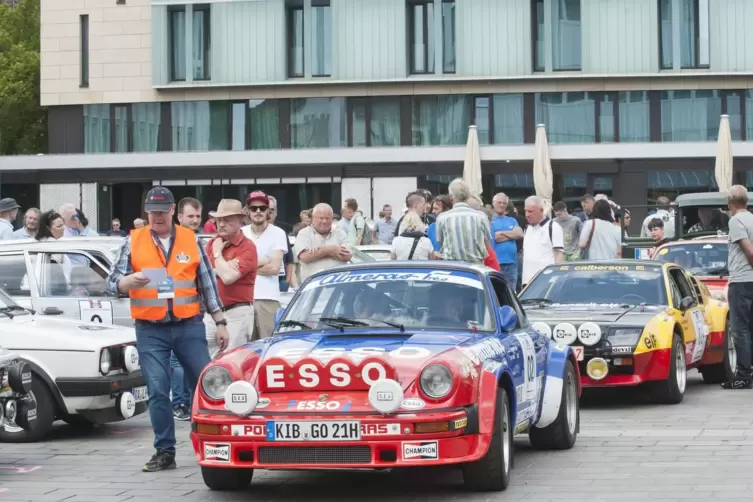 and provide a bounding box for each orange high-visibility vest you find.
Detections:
[129,226,201,321]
